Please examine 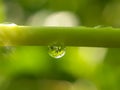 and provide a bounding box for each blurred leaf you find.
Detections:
[8,46,50,75]
[0,1,5,22]
[48,0,80,12]
[17,0,48,12]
